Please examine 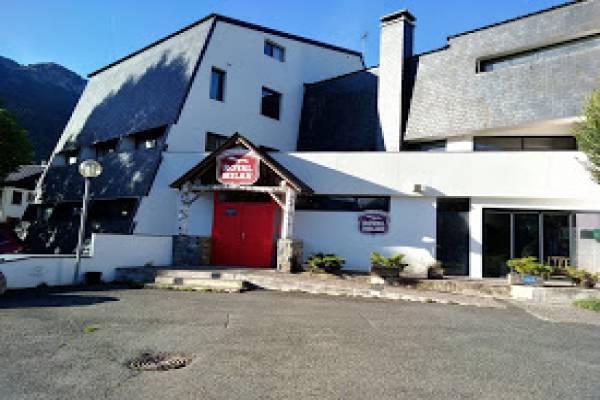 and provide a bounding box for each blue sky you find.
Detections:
[1,0,567,76]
